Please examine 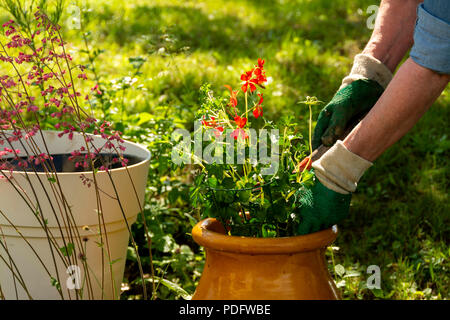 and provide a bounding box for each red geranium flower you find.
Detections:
[231,115,248,140]
[257,92,263,105]
[224,85,238,108]
[253,107,263,118]
[253,93,263,118]
[257,58,265,69]
[202,116,217,127]
[241,69,257,93]
[253,68,267,86]
[234,115,247,128]
[256,73,267,86]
